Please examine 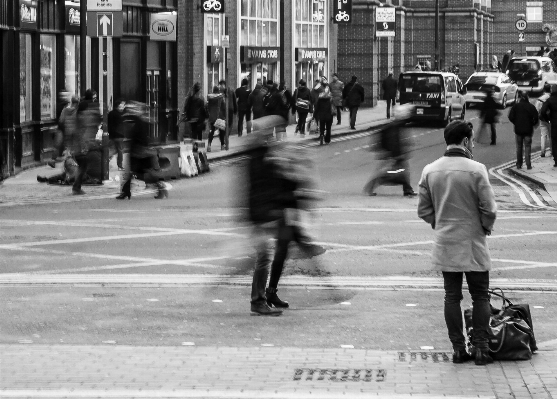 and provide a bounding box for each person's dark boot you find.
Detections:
[452,348,473,364]
[251,303,283,316]
[154,182,168,199]
[474,348,494,366]
[266,287,289,308]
